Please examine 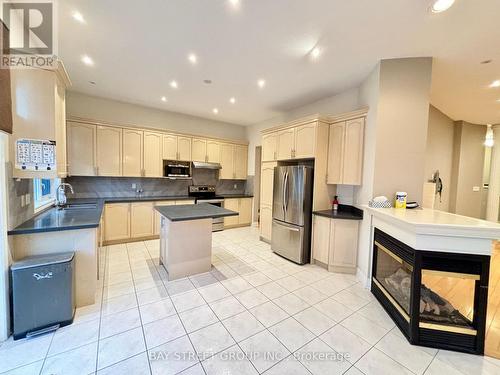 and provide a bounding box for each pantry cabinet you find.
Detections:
[122,129,143,177]
[311,215,359,274]
[67,121,96,176]
[96,126,122,176]
[104,203,130,242]
[327,118,364,185]
[262,133,278,162]
[143,131,163,177]
[224,197,253,228]
[260,205,273,242]
[259,161,277,241]
[130,202,154,238]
